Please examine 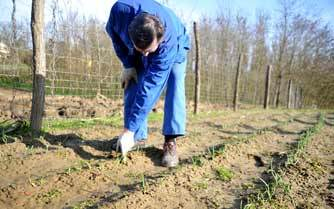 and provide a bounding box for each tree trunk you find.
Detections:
[193,22,201,114]
[264,65,271,109]
[11,0,17,43]
[30,0,46,137]
[233,53,242,111]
